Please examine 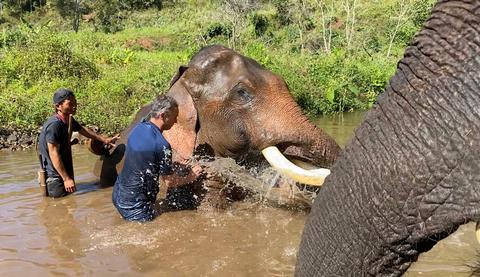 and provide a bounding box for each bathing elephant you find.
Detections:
[296,0,480,276]
[93,44,341,208]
